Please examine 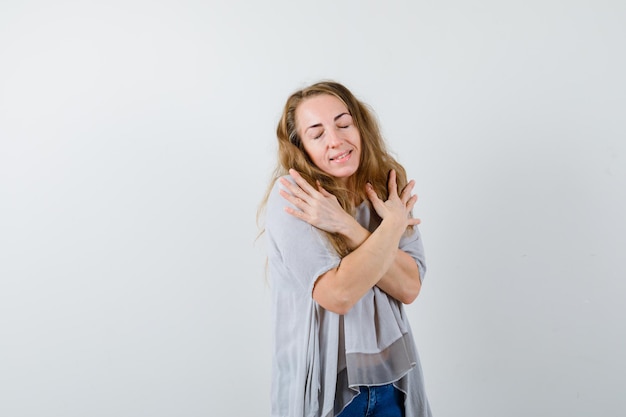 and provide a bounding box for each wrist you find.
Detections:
[380,217,407,241]
[340,216,370,250]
